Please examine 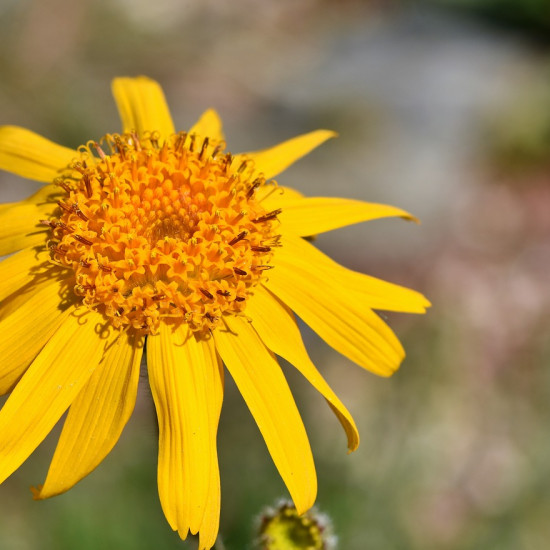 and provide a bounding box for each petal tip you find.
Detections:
[404,213,420,224]
[30,484,45,500]
[321,129,339,139]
